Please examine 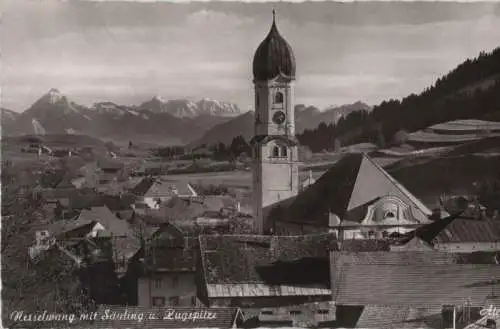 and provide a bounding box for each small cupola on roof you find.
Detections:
[252,10,296,81]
